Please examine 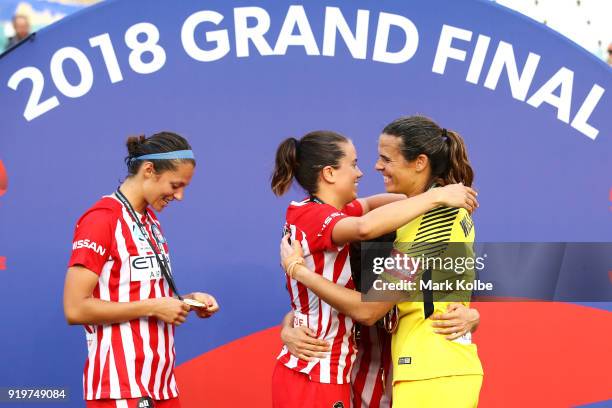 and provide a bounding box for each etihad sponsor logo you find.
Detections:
[130,255,163,281]
[72,239,107,256]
